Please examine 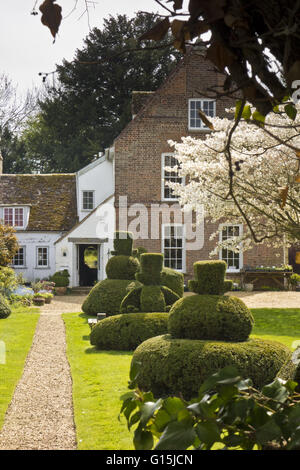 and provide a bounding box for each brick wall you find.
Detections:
[114,50,285,281]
